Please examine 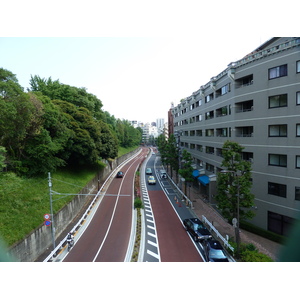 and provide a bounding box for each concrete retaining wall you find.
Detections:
[9,148,140,262]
